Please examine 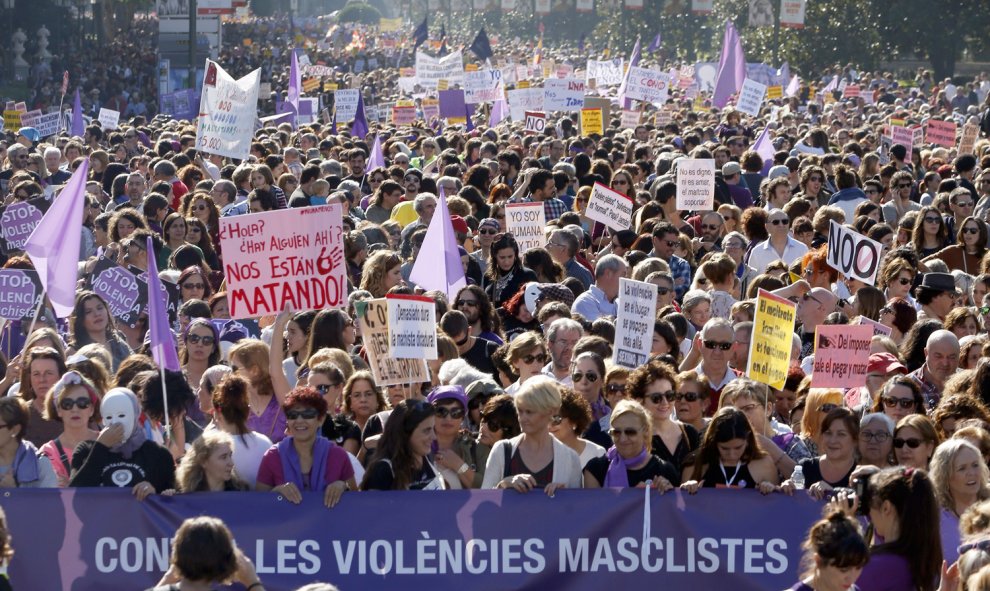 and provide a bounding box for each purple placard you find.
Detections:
[87,257,142,327]
[0,268,42,320]
[0,197,50,254]
[438,89,467,118]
